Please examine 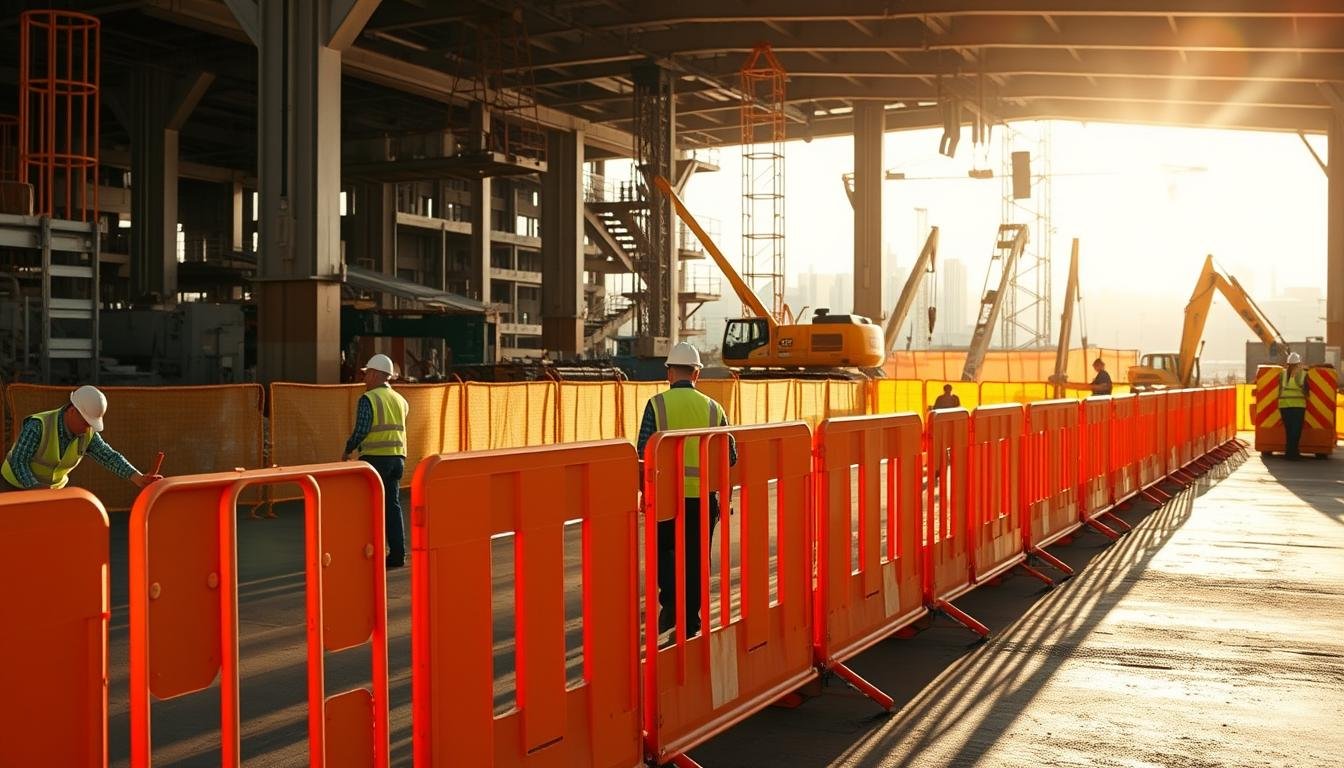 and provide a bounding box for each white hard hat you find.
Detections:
[1286,352,1302,365]
[665,342,703,369]
[362,353,396,376]
[70,385,107,432]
